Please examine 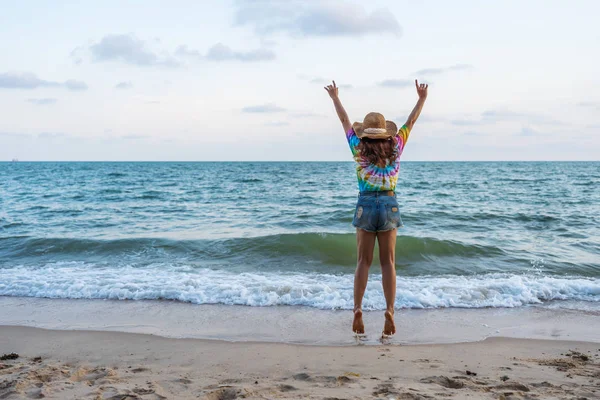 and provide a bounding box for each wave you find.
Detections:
[0,233,505,265]
[0,263,598,310]
[237,178,263,183]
